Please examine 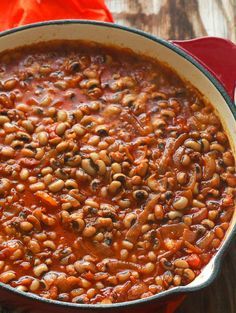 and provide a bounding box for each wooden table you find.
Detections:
[105,1,236,313]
